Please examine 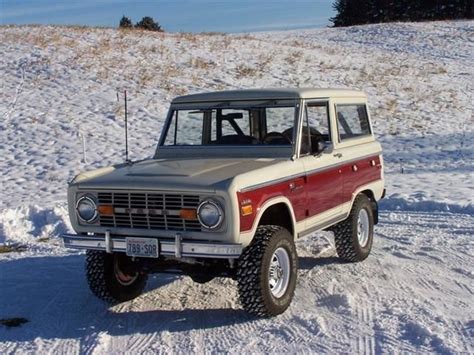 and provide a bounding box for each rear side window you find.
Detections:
[335,104,371,141]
